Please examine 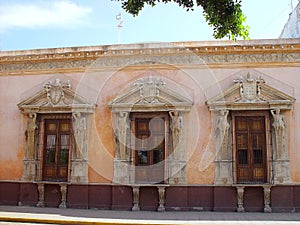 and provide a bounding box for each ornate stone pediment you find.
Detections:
[18,79,94,184]
[109,76,193,112]
[18,79,95,114]
[109,76,192,185]
[206,74,295,111]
